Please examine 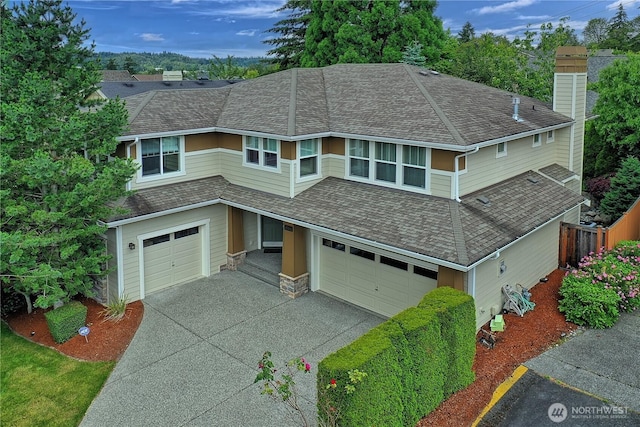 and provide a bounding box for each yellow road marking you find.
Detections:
[471,365,529,427]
